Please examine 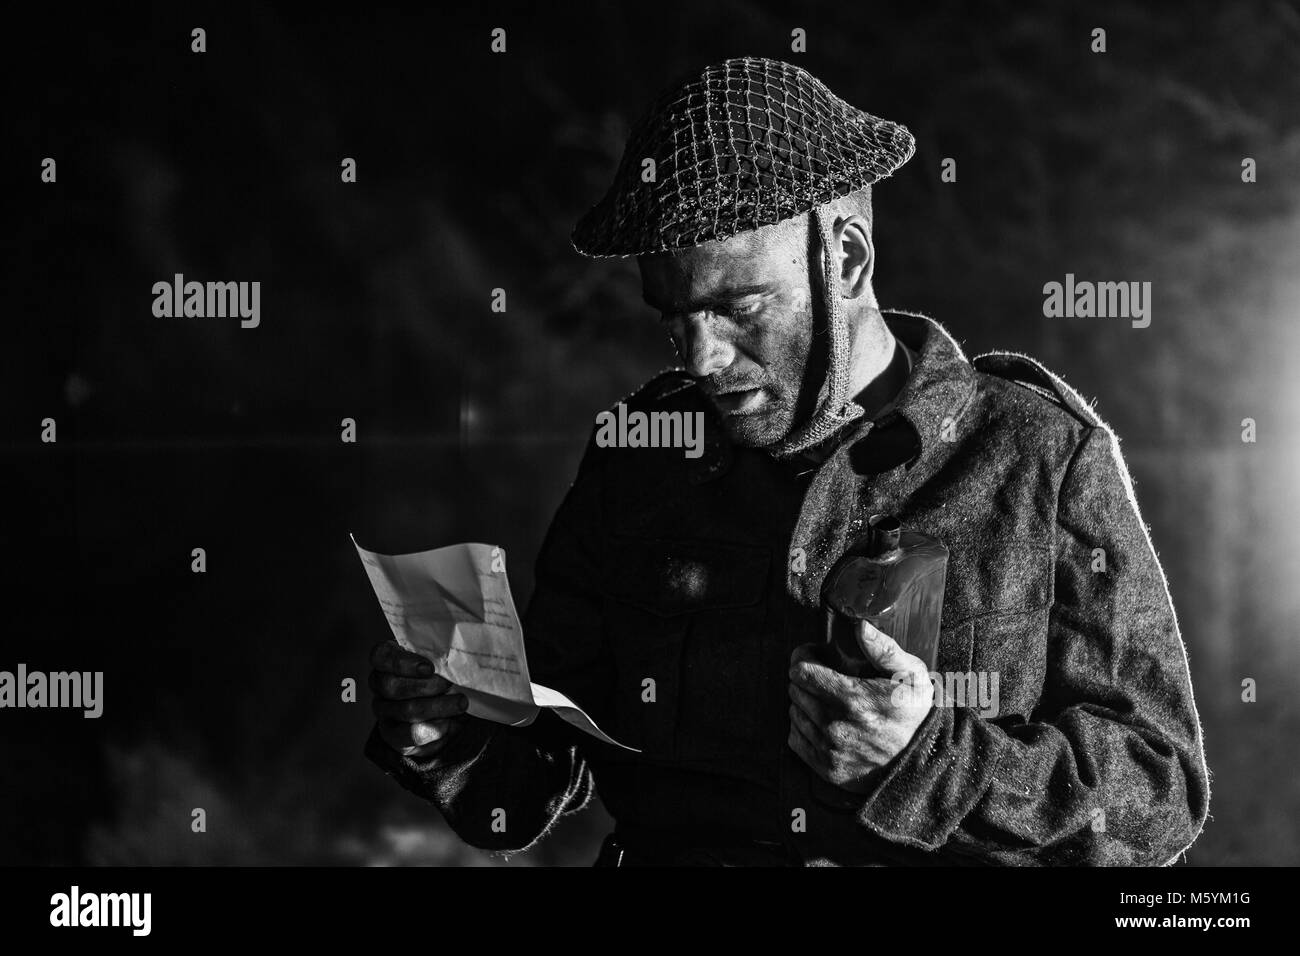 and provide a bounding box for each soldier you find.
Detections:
[365,57,1209,866]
